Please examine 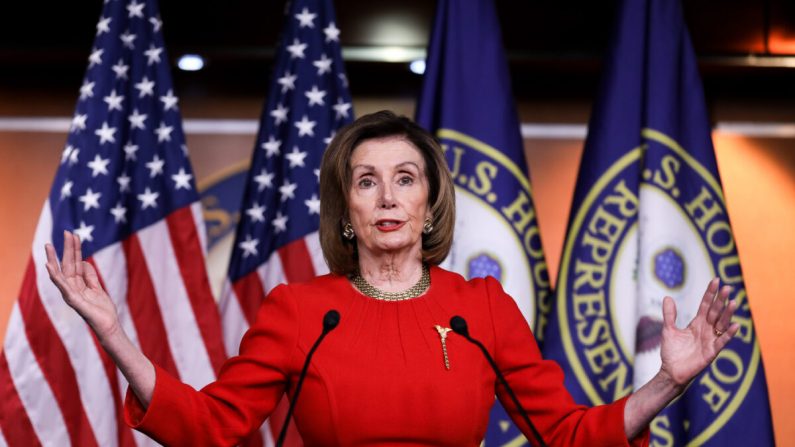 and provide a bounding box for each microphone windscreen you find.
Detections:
[323,310,340,331]
[450,316,468,336]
